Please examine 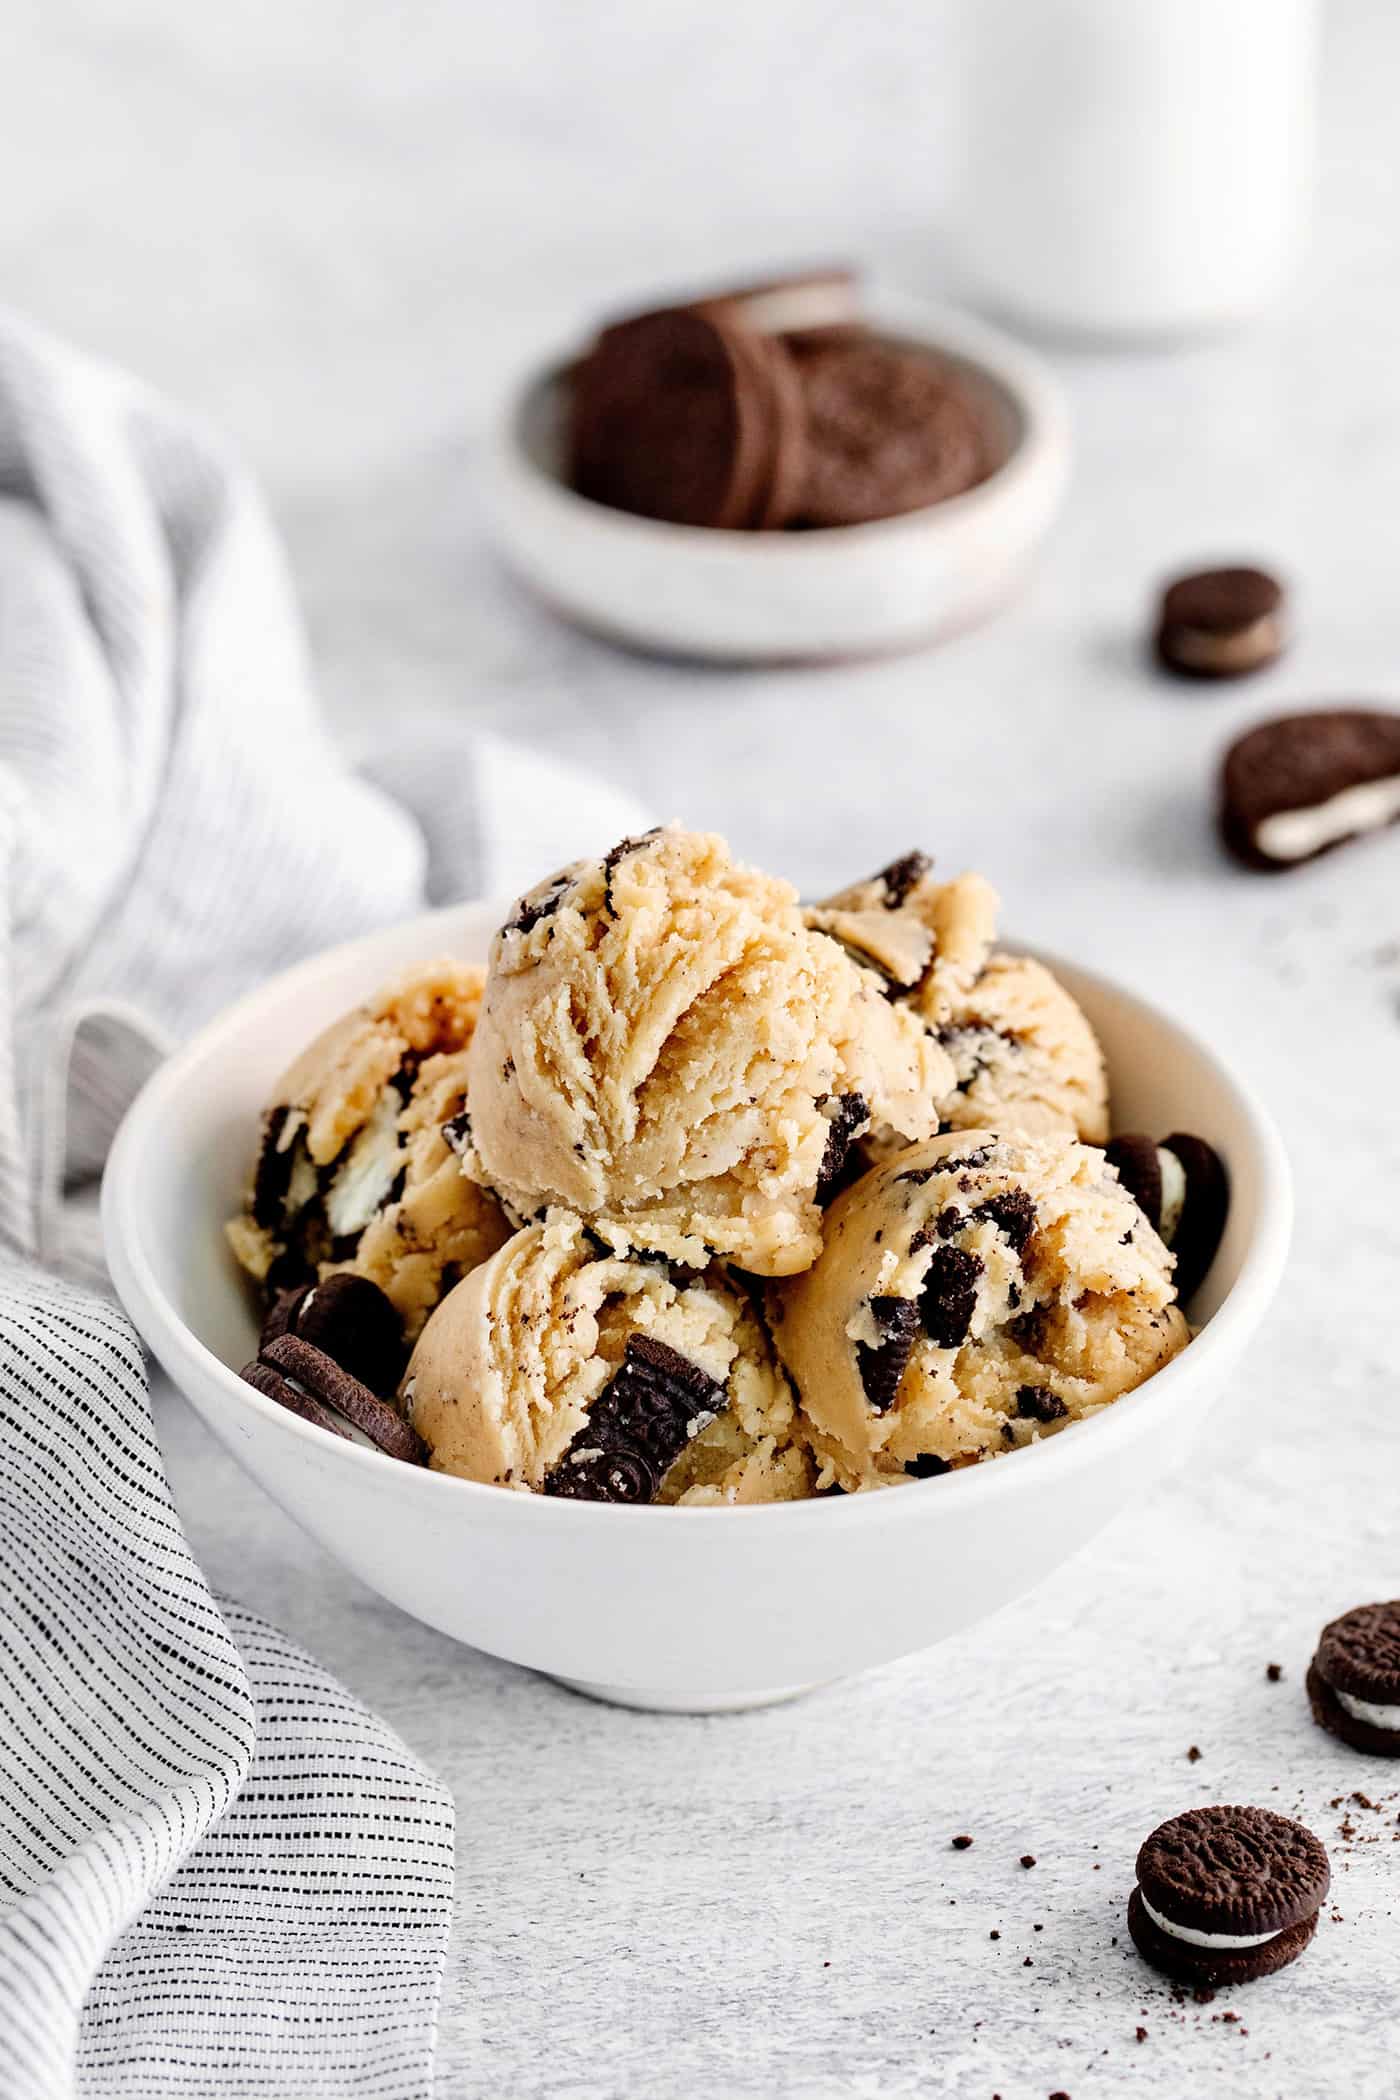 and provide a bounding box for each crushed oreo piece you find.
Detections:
[855,1294,920,1413]
[905,1452,950,1479]
[1015,1384,1067,1424]
[323,1087,404,1240]
[441,1109,473,1160]
[251,1105,317,1231]
[390,1051,423,1106]
[920,1246,983,1349]
[935,1207,966,1240]
[876,850,932,908]
[975,1189,1036,1257]
[543,1333,724,1504]
[602,828,663,913]
[504,871,573,938]
[815,1091,869,1201]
